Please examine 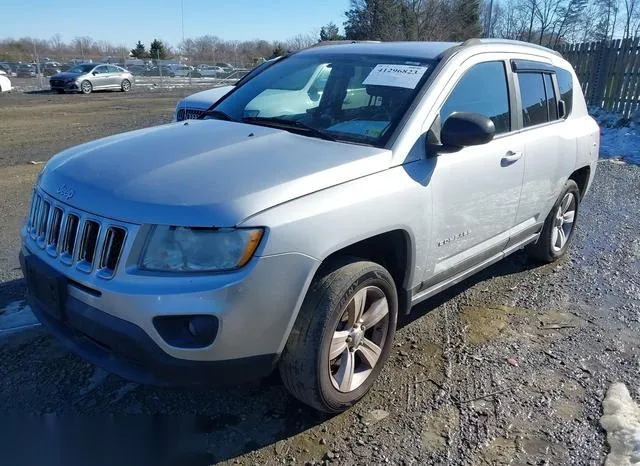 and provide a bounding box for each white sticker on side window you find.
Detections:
[363,64,429,89]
